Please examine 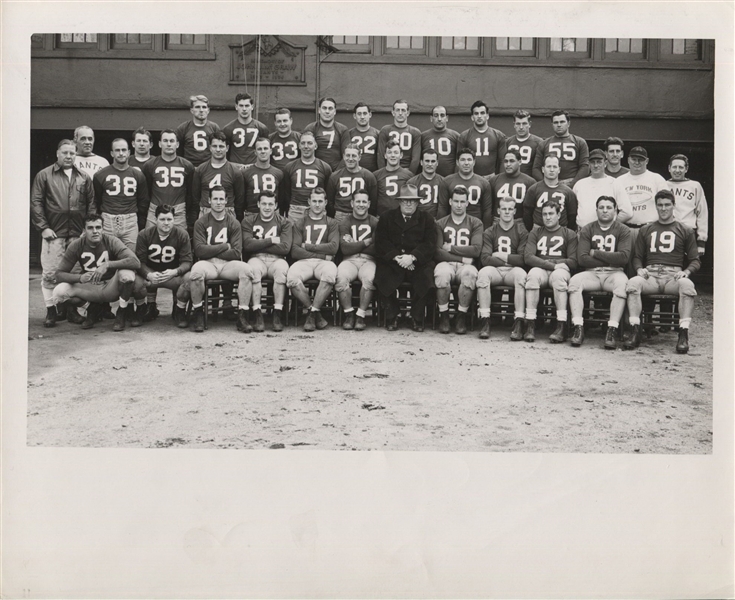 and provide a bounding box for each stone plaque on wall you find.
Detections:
[230,36,306,86]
